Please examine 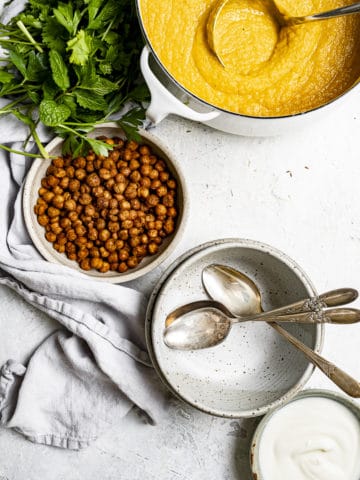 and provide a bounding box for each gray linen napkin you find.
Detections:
[0,1,168,450]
